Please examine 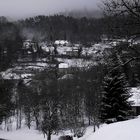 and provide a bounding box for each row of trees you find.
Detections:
[13,64,104,140]
[0,17,22,71]
[18,14,140,42]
